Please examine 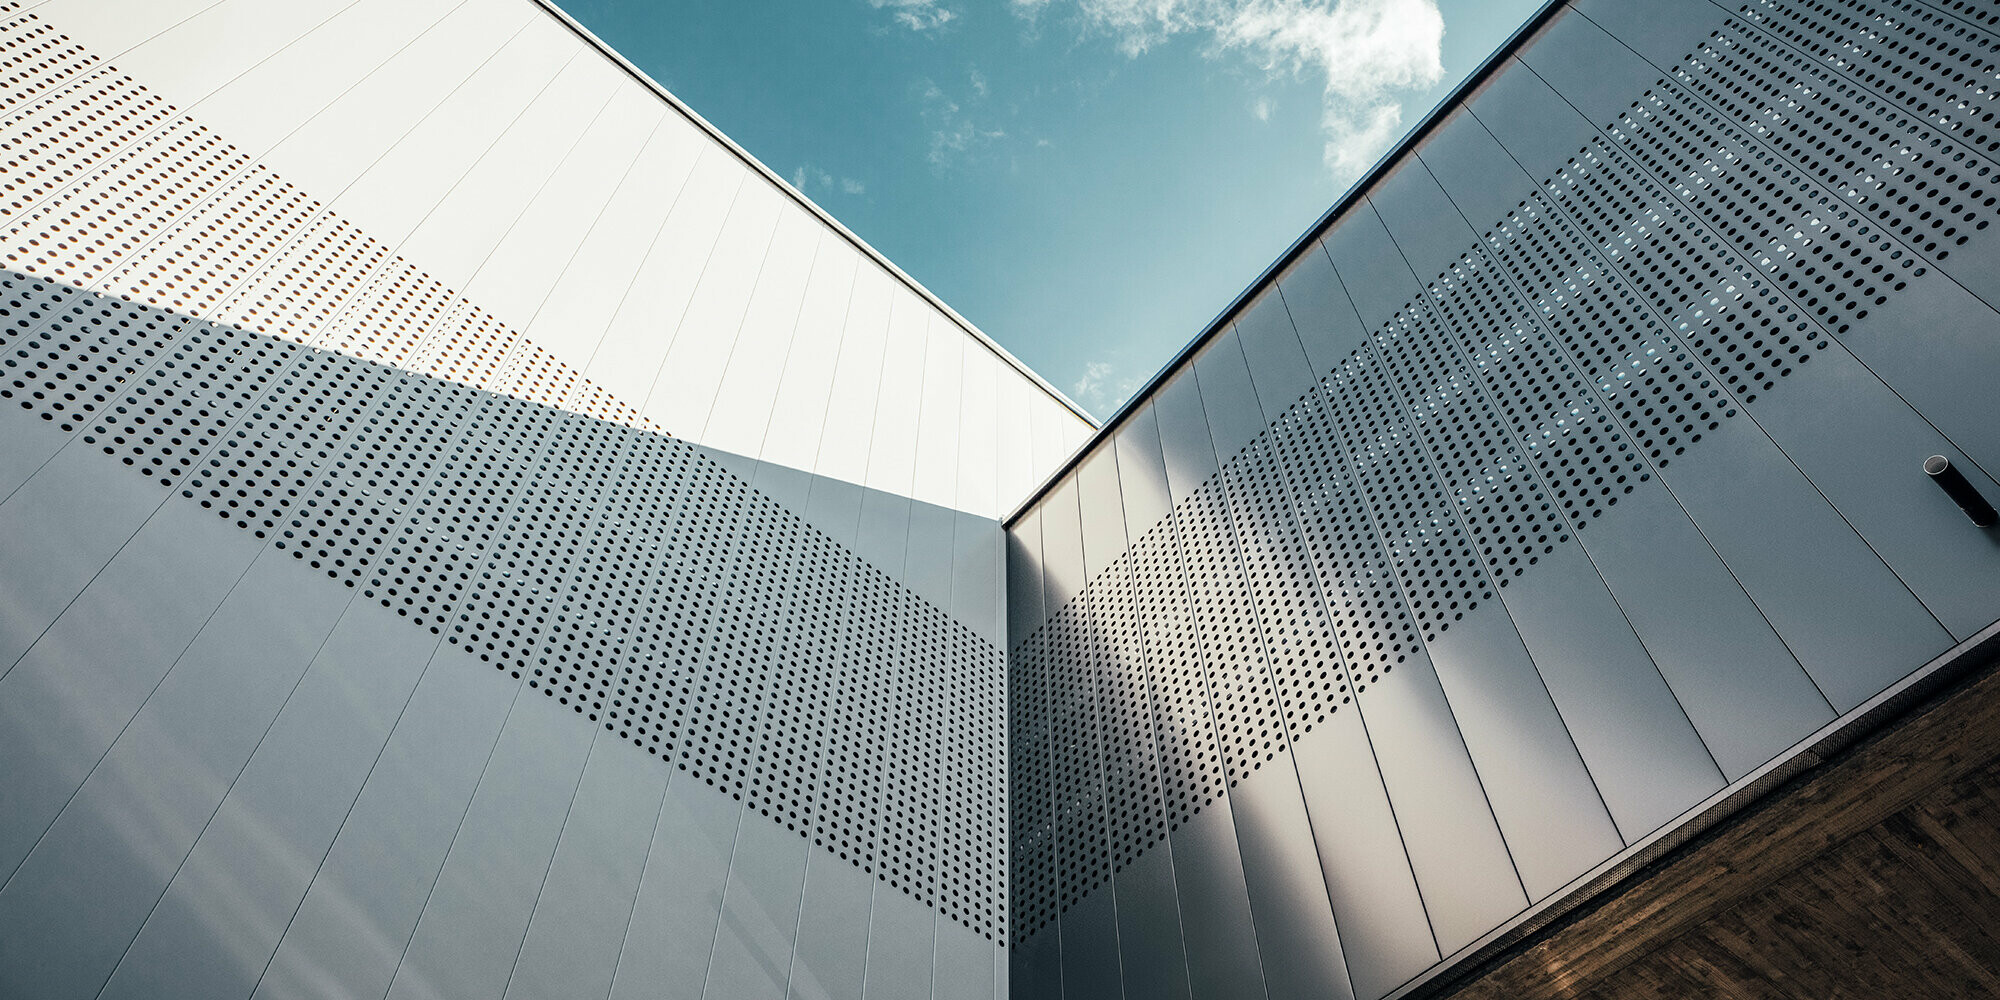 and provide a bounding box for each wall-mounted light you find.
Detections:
[1924,455,1997,527]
